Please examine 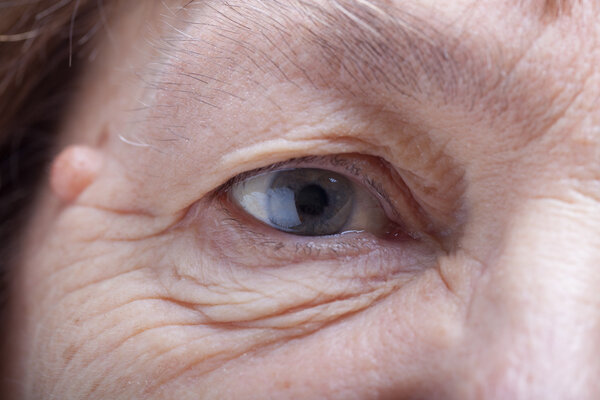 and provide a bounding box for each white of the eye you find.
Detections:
[232,173,301,228]
[232,174,271,221]
[266,187,301,228]
[236,191,270,221]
